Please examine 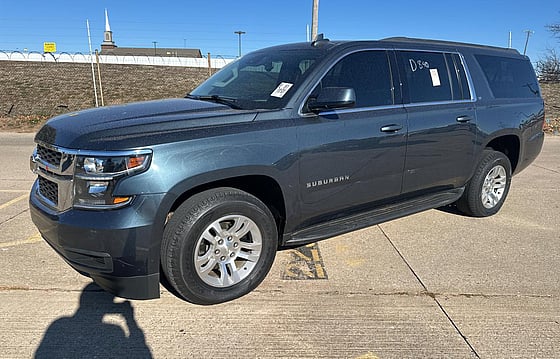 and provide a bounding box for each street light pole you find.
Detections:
[234,31,246,57]
[152,41,157,56]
